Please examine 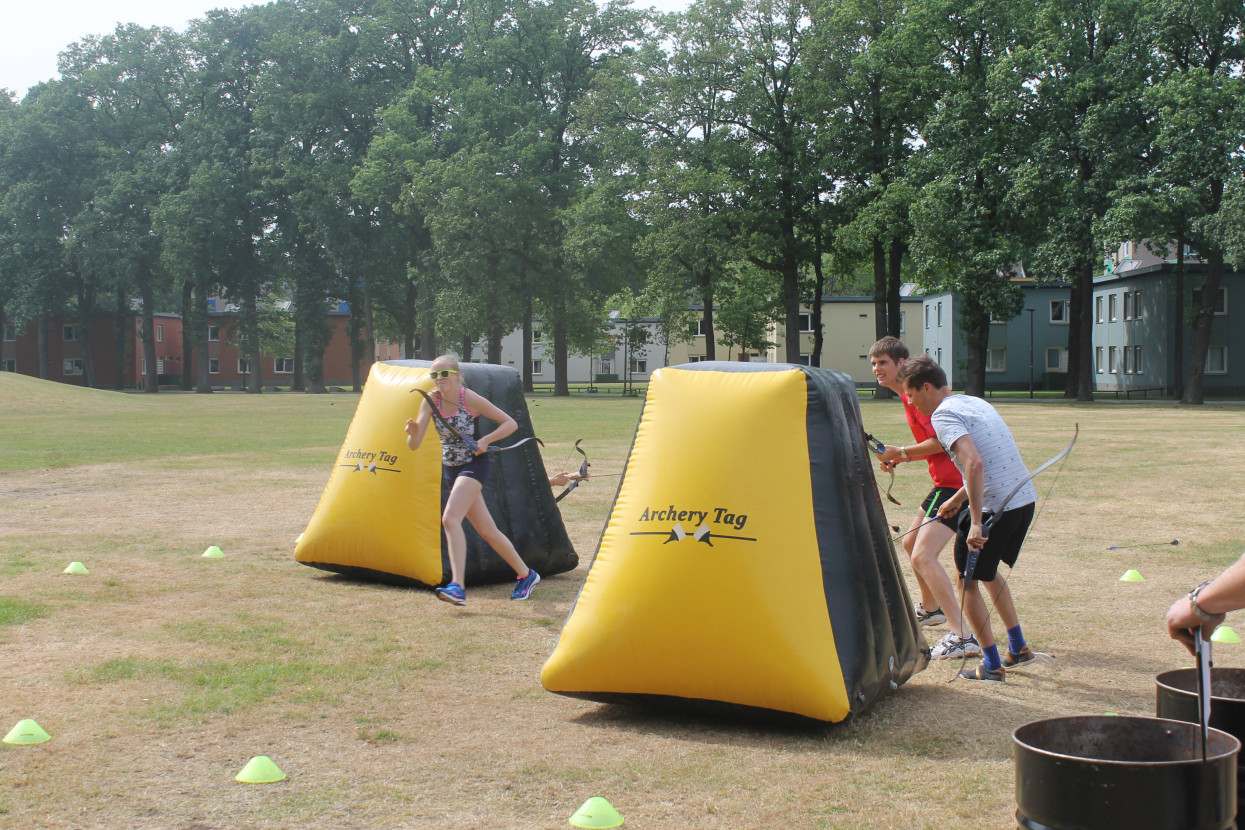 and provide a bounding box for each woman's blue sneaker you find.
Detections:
[511,570,541,600]
[436,581,466,606]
